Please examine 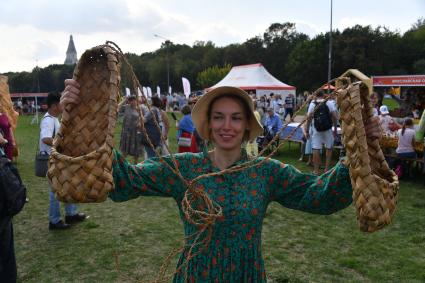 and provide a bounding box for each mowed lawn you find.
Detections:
[11,114,425,283]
